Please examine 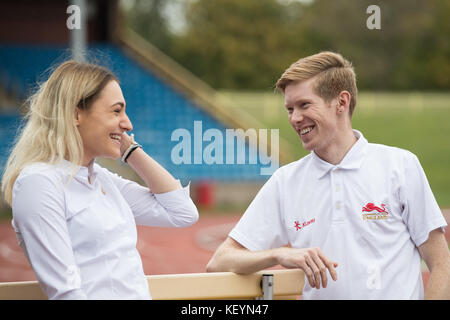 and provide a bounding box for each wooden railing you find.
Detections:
[0,269,304,300]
